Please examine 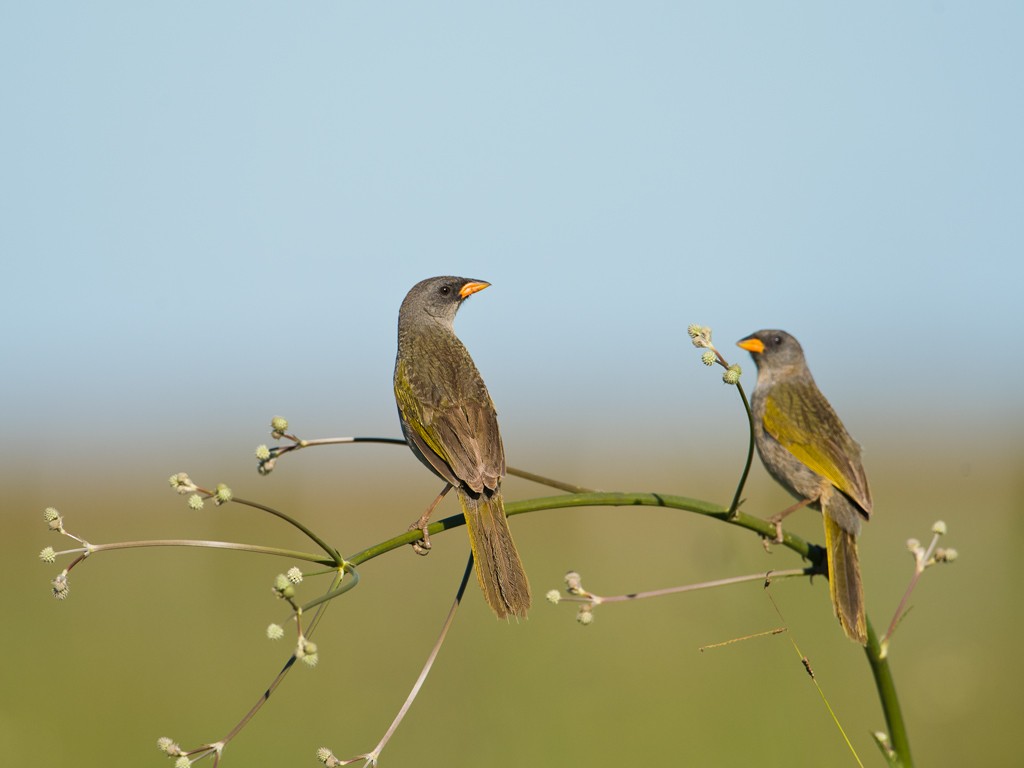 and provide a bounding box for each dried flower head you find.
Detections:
[213,483,232,505]
[688,324,713,349]
[169,473,198,495]
[317,747,340,767]
[44,507,64,532]
[157,737,183,756]
[273,574,295,599]
[52,571,69,600]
